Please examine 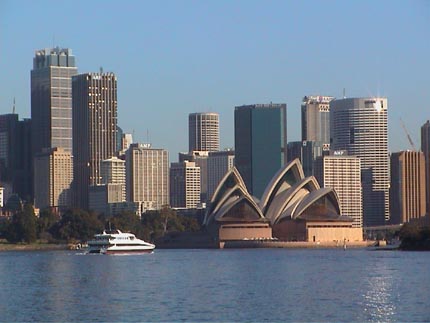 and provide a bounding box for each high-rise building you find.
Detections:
[72,72,117,209]
[421,120,430,215]
[314,150,363,227]
[301,95,334,146]
[126,143,169,210]
[170,161,200,208]
[0,114,32,201]
[179,151,209,202]
[390,151,426,224]
[188,112,220,152]
[34,147,73,211]
[234,103,287,198]
[89,184,124,215]
[100,157,126,202]
[31,47,77,155]
[330,97,389,226]
[287,141,326,177]
[207,150,235,200]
